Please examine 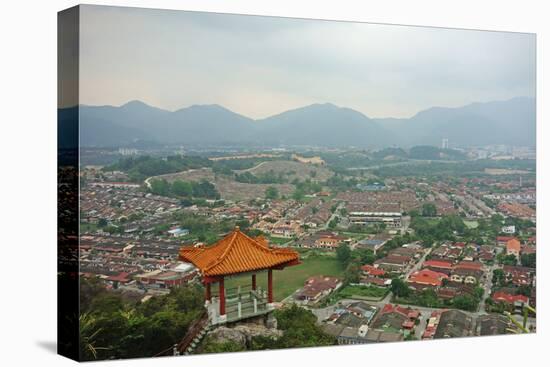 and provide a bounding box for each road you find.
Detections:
[321,201,345,231]
[234,161,270,173]
[309,294,537,338]
[144,167,209,189]
[309,297,454,339]
[403,246,433,279]
[308,244,537,336]
[478,263,499,312]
